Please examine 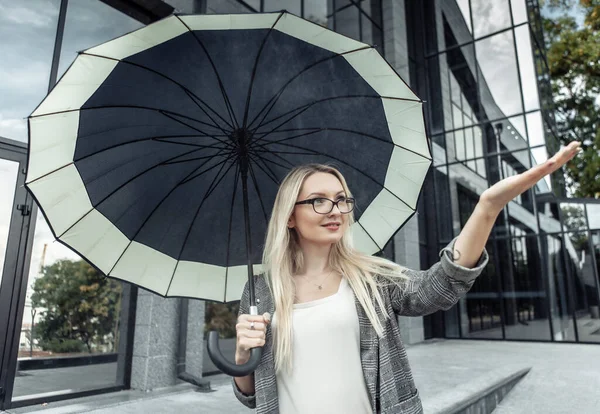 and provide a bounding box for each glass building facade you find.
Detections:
[0,0,598,409]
